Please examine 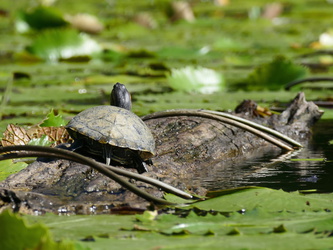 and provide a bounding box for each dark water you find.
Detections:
[230,119,333,192]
